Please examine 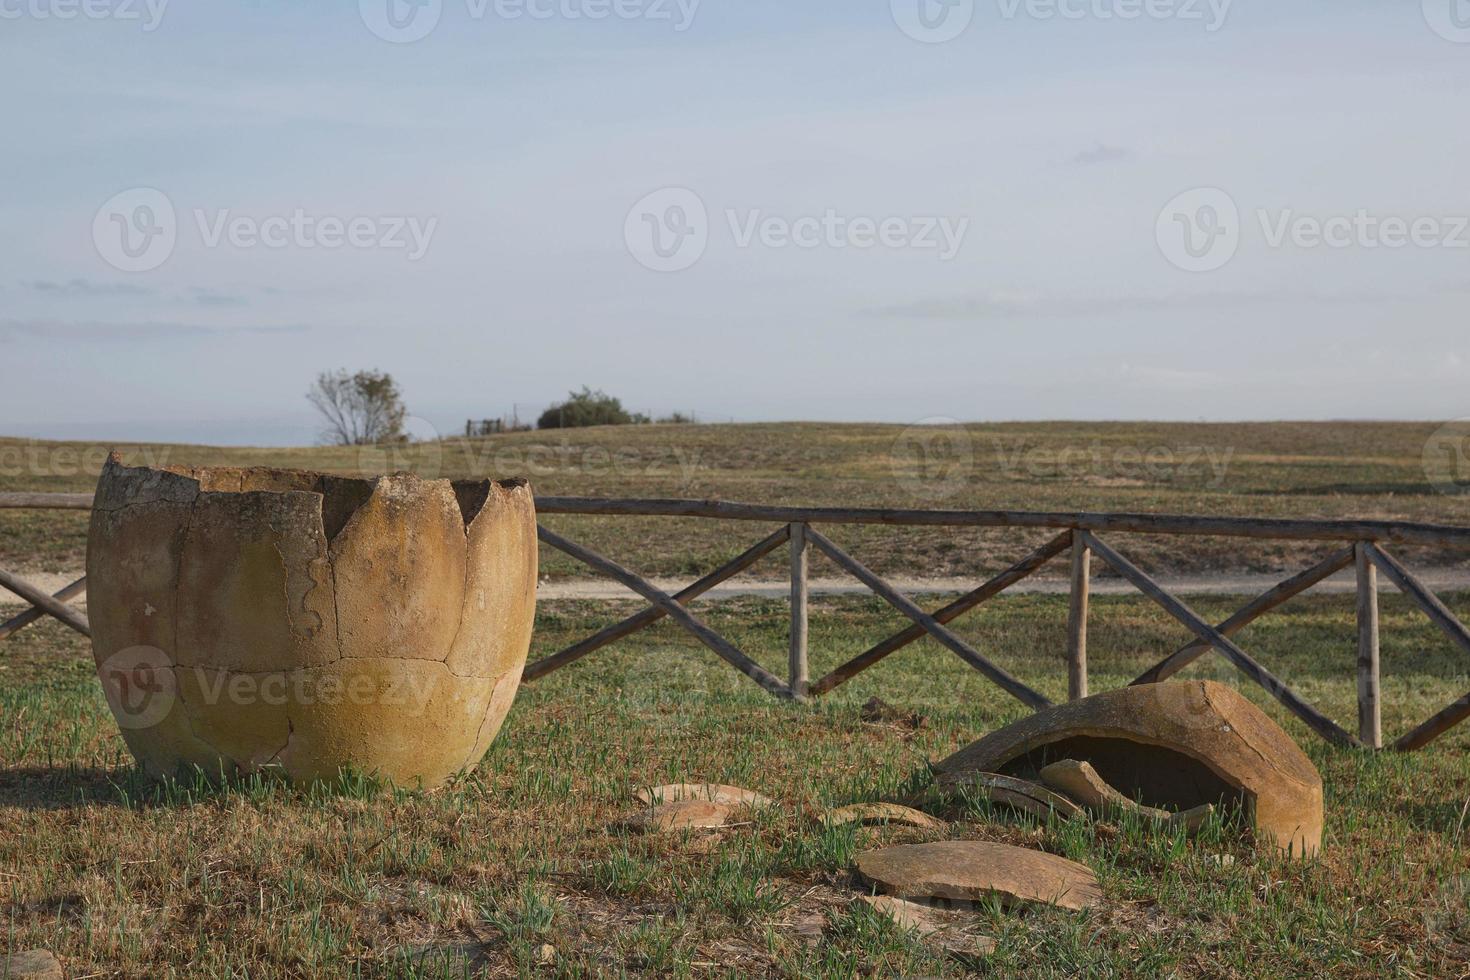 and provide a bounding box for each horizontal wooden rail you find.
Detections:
[535,497,1470,549]
[0,493,93,510]
[9,491,1470,549]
